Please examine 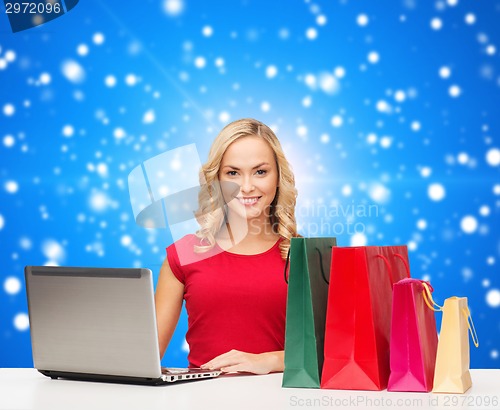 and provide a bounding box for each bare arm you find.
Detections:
[201,350,284,374]
[154,257,185,358]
